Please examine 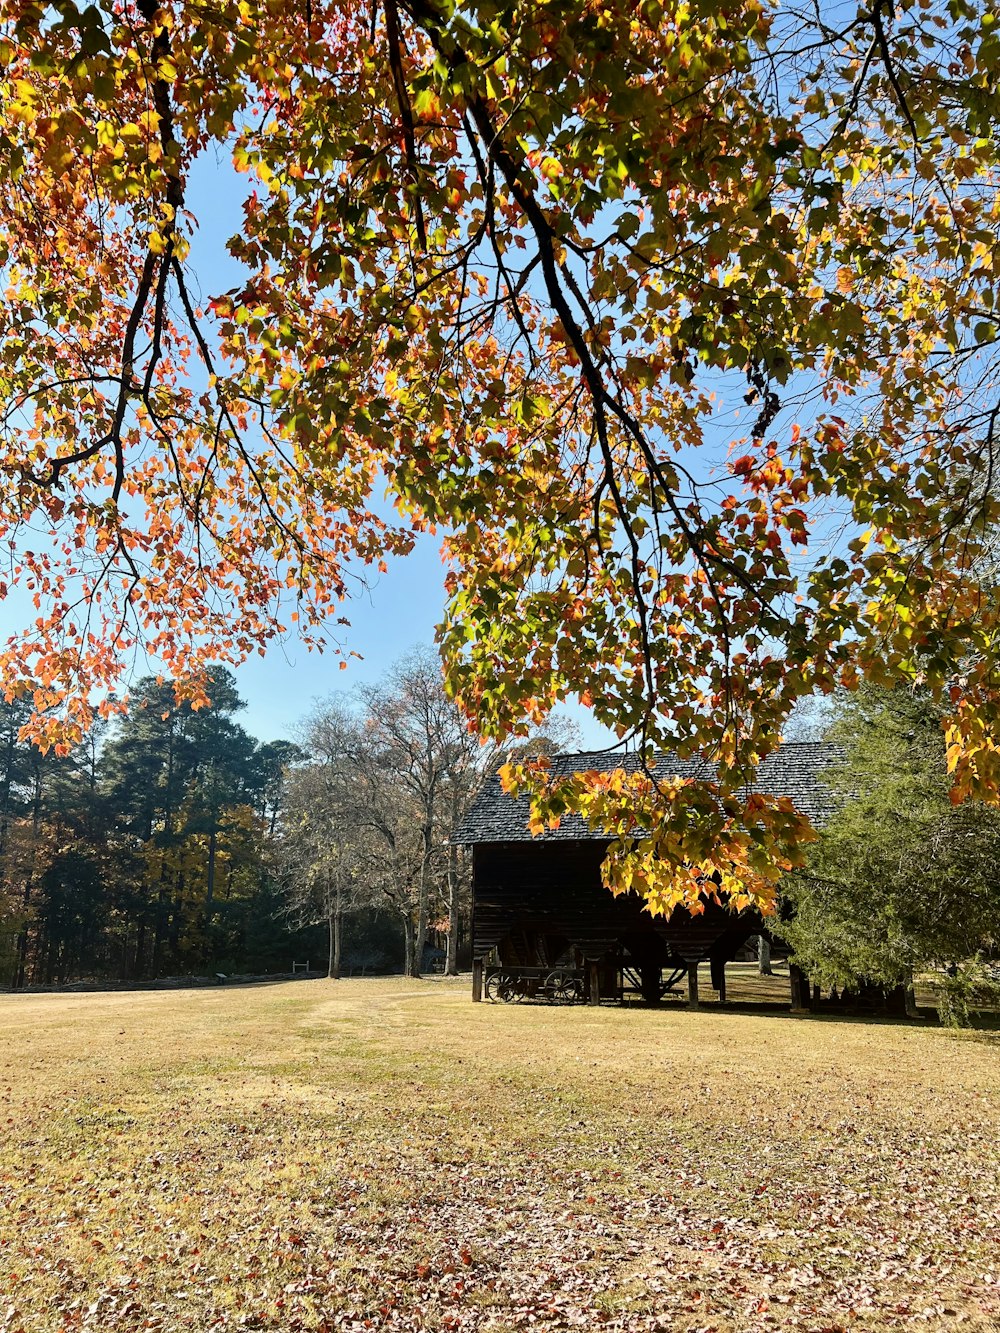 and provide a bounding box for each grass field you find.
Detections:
[1,976,998,1333]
